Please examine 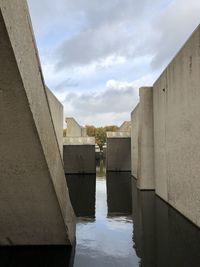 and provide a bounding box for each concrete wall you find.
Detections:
[106,134,131,171]
[153,25,200,227]
[137,87,154,190]
[46,87,63,157]
[63,145,96,174]
[0,0,75,245]
[131,104,140,178]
